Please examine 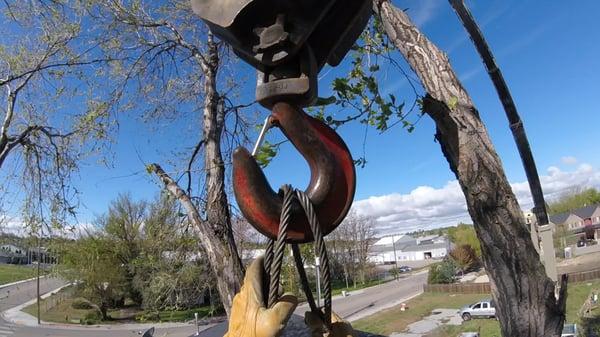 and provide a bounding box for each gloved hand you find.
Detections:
[224,256,298,337]
[305,310,357,337]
